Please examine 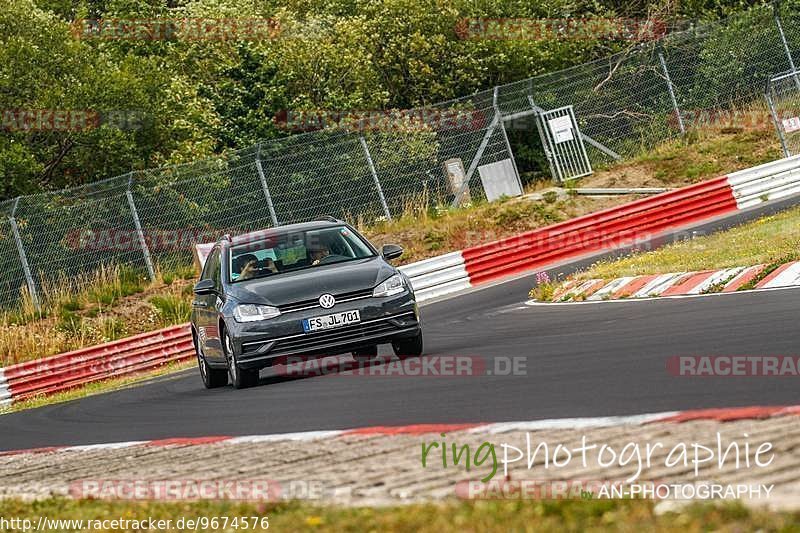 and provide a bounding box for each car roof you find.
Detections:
[227,220,347,246]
